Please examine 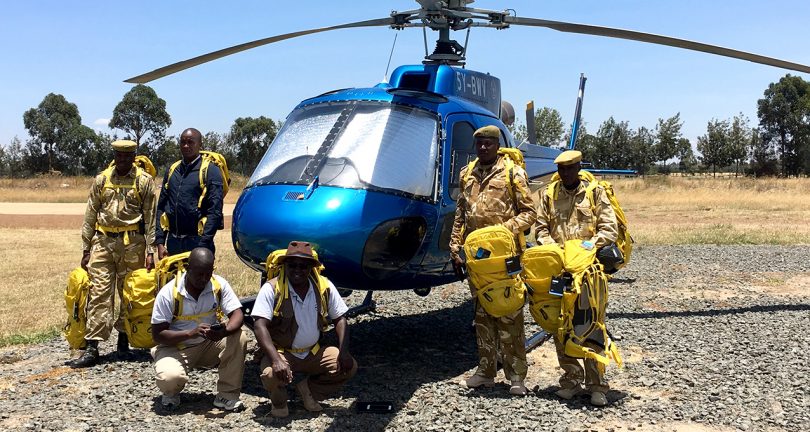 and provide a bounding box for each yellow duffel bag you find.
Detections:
[123,268,157,349]
[464,225,525,318]
[522,244,565,332]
